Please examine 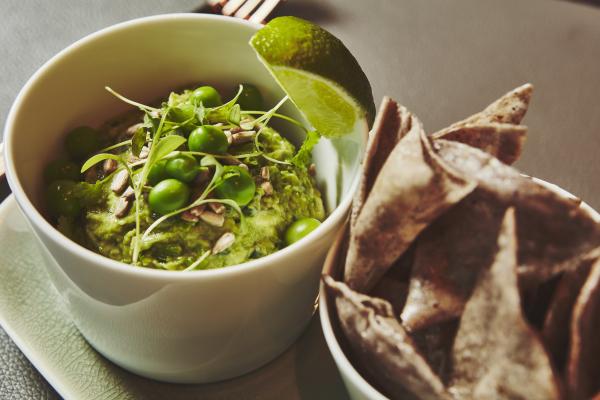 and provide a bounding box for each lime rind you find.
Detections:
[250,16,375,138]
